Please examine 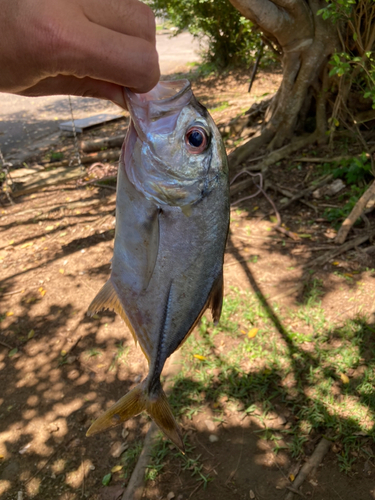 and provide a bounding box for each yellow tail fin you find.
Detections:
[86,382,184,452]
